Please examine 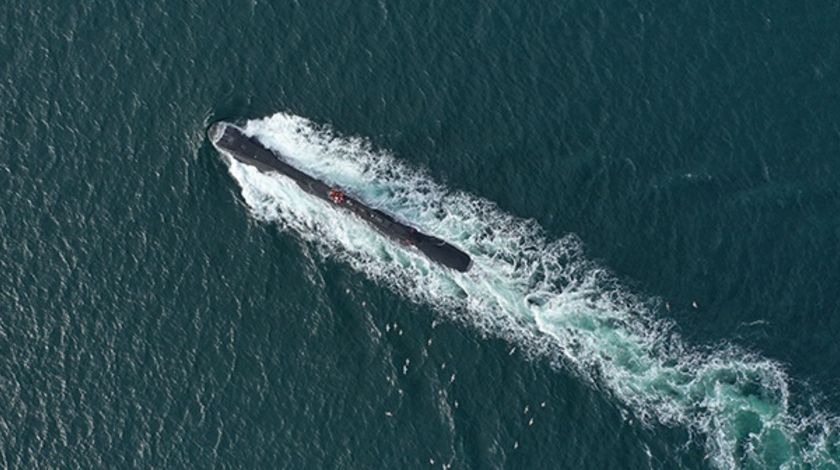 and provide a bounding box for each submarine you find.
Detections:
[208,122,473,272]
